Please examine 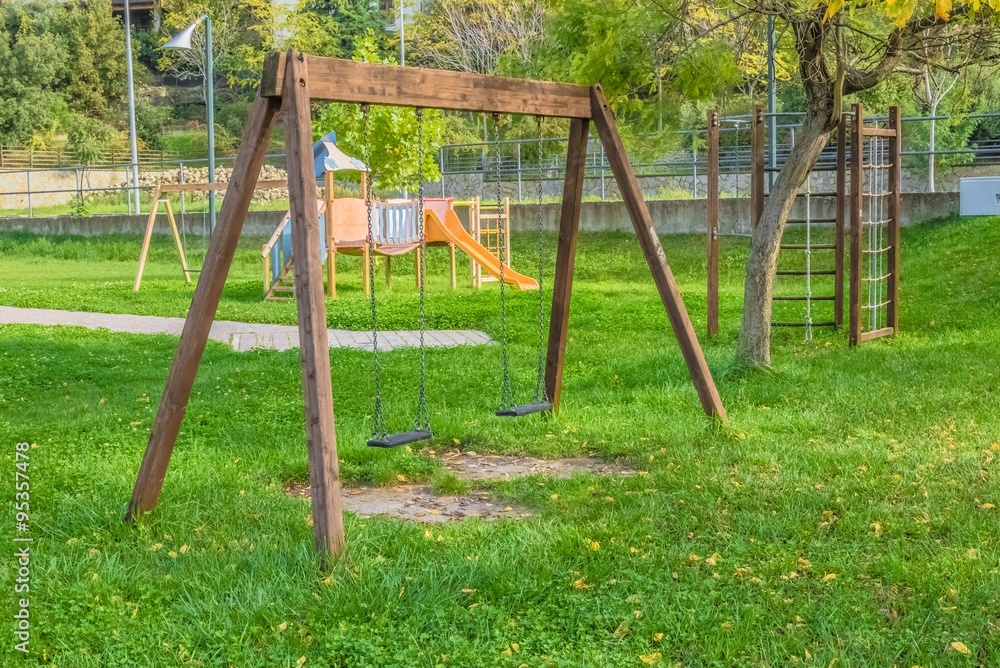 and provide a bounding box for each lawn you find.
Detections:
[1,216,999,666]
